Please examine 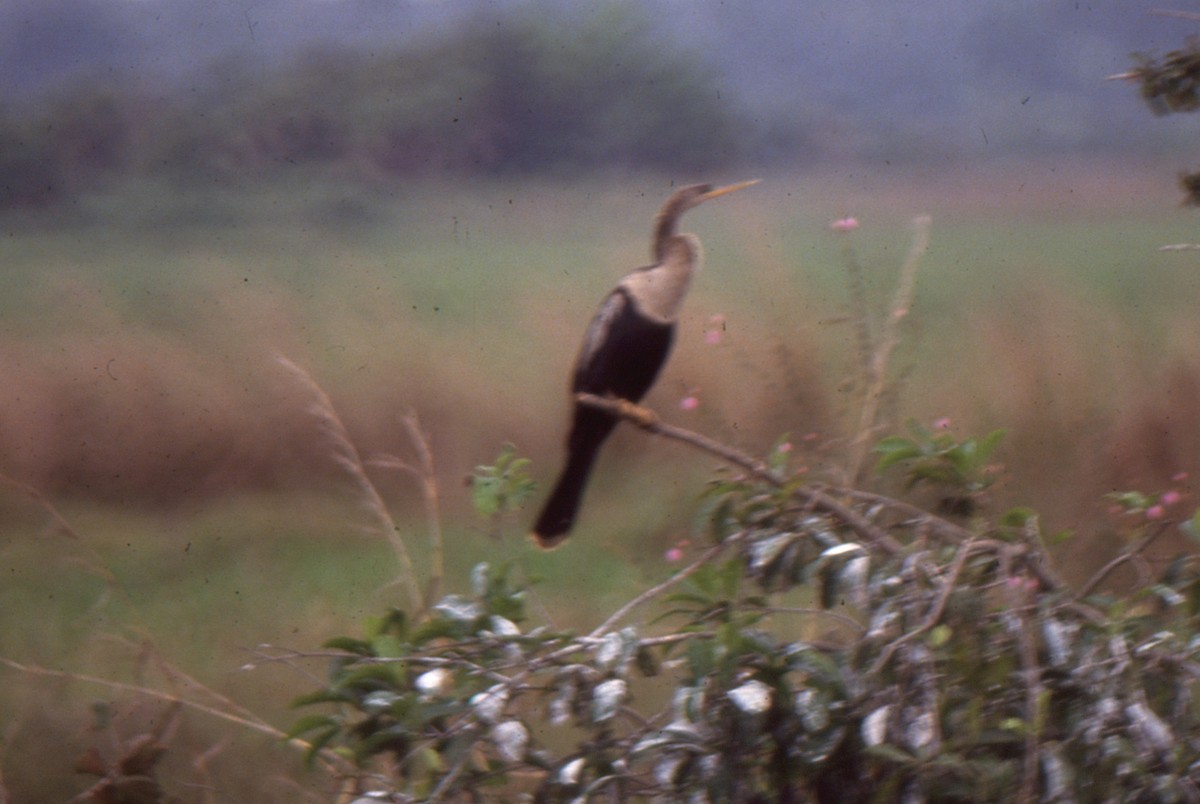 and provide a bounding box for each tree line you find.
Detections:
[0,8,755,211]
